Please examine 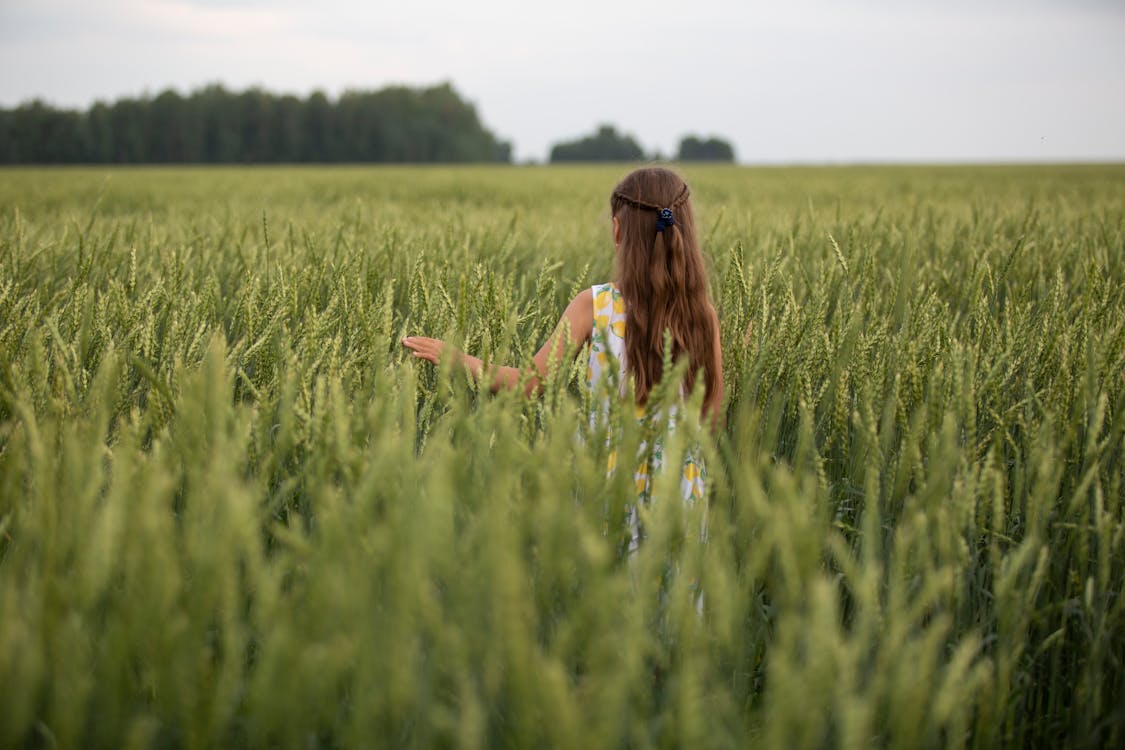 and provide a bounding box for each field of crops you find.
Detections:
[1,164,1123,748]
